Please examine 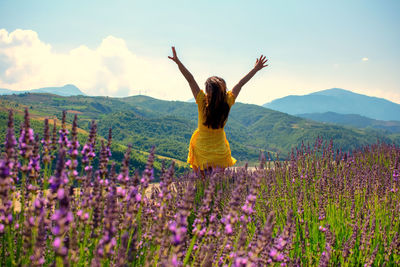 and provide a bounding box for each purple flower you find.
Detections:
[225,224,233,235]
[170,254,180,267]
[81,121,97,169]
[169,221,187,245]
[141,147,155,188]
[0,160,11,178]
[233,257,248,267]
[117,145,131,185]
[135,193,142,202]
[18,109,34,159]
[58,110,70,149]
[269,248,277,258]
[49,149,68,193]
[276,254,284,262]
[393,170,399,182]
[53,237,61,249]
[41,118,52,164]
[57,188,65,199]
